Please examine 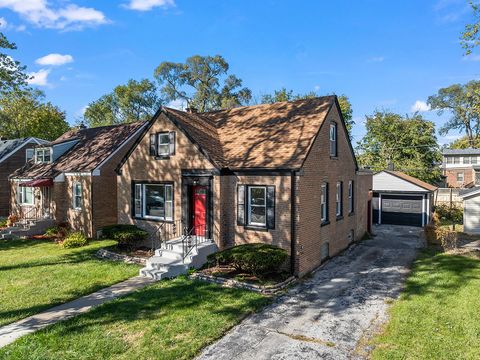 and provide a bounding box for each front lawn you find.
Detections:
[370,248,480,360]
[0,238,139,327]
[0,277,269,360]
